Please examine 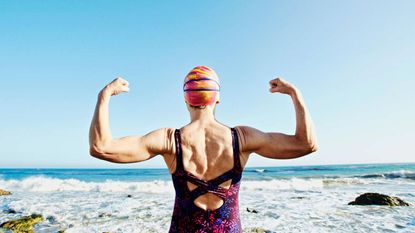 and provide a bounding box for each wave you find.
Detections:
[0,175,380,193]
[0,176,174,194]
[354,170,415,180]
[1,170,412,193]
